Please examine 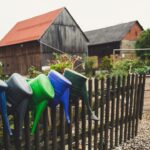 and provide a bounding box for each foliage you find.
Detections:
[111,59,150,75]
[95,70,109,79]
[112,59,132,75]
[49,53,83,73]
[0,62,9,80]
[96,58,150,78]
[135,29,150,59]
[27,66,42,78]
[99,56,113,71]
[84,57,97,77]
